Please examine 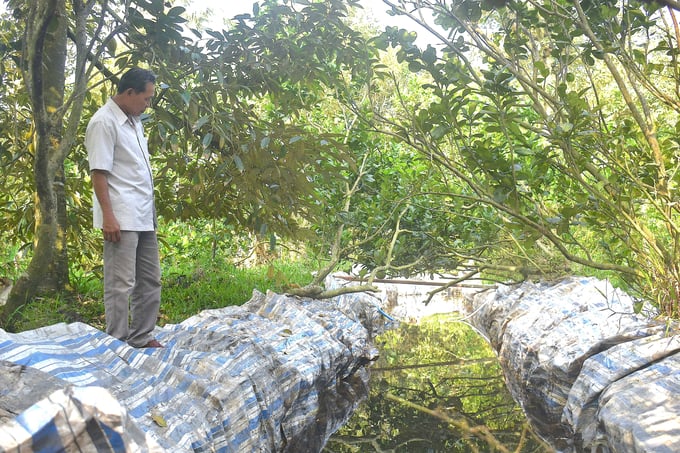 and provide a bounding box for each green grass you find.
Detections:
[5,220,322,332]
[12,255,318,332]
[159,258,316,324]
